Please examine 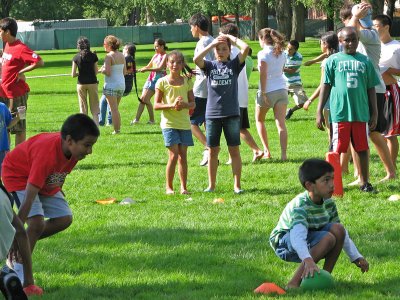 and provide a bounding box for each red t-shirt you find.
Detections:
[1,40,42,98]
[2,133,78,196]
